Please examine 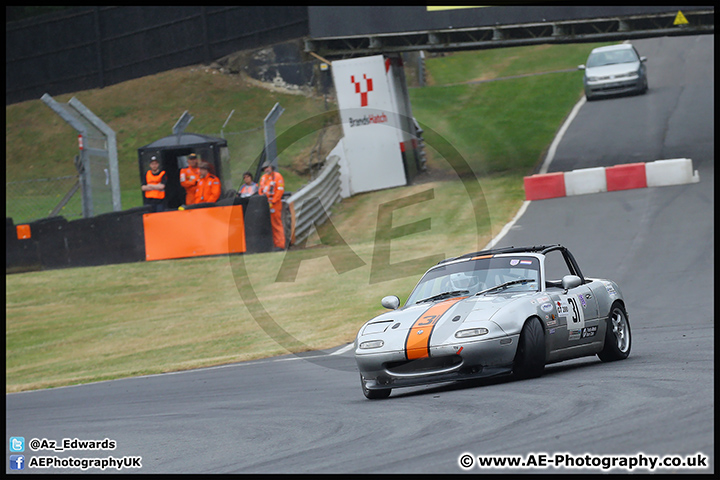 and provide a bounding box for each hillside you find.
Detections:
[5,65,336,223]
[5,42,606,224]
